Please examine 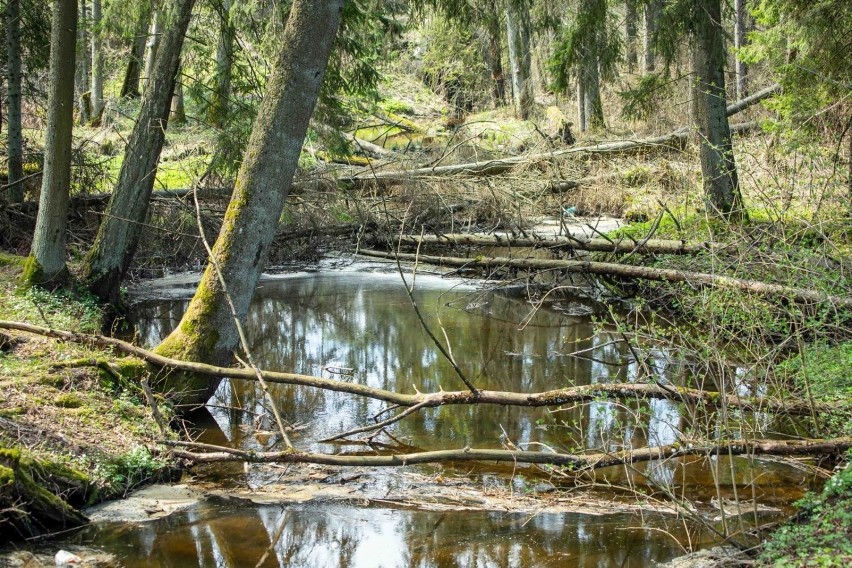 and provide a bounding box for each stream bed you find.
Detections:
[51,258,819,566]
